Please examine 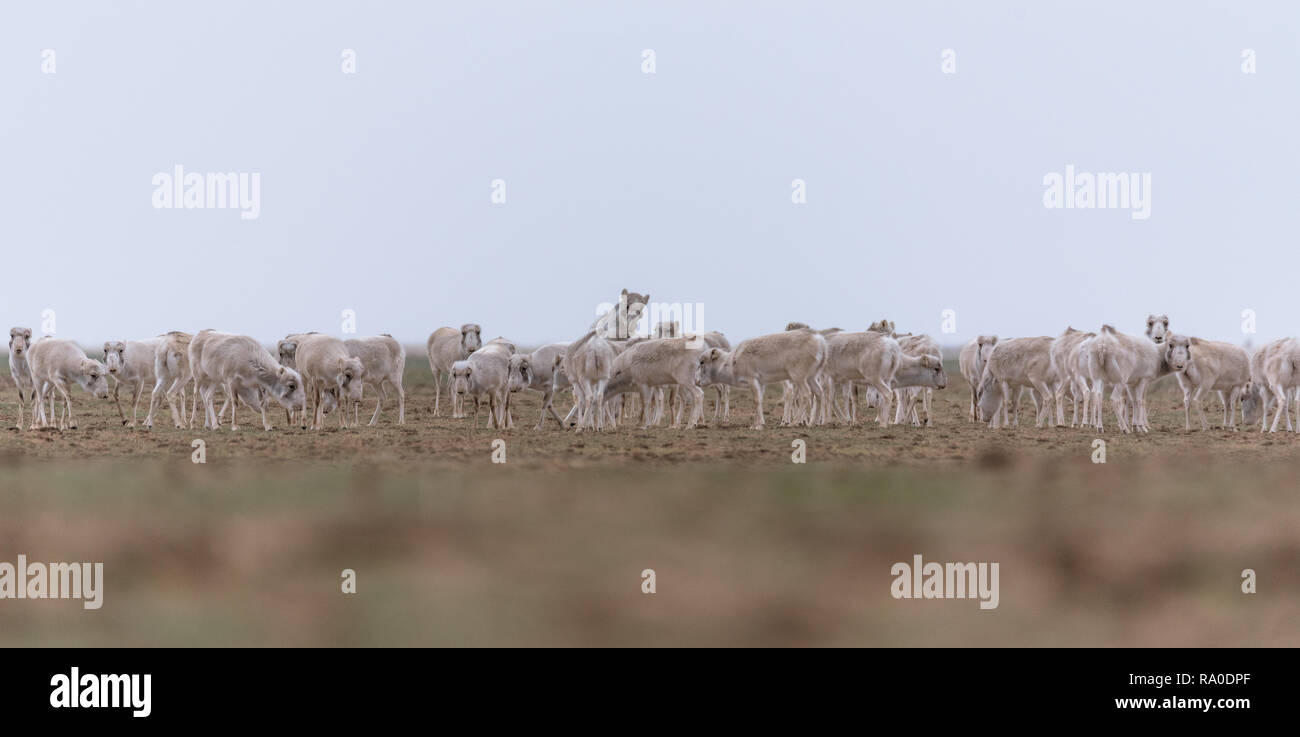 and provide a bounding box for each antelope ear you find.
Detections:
[278,366,287,377]
[80,358,97,373]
